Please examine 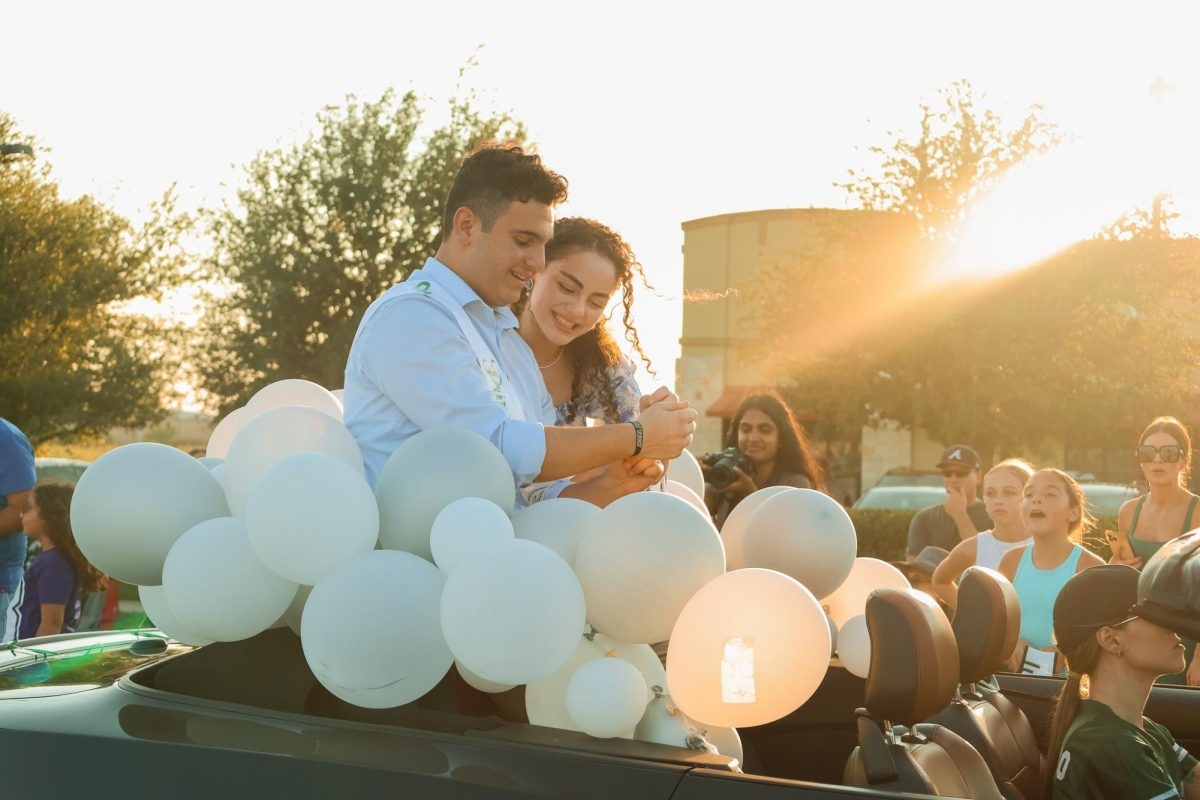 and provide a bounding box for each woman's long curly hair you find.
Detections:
[514,217,653,423]
[32,484,107,593]
[723,391,826,490]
